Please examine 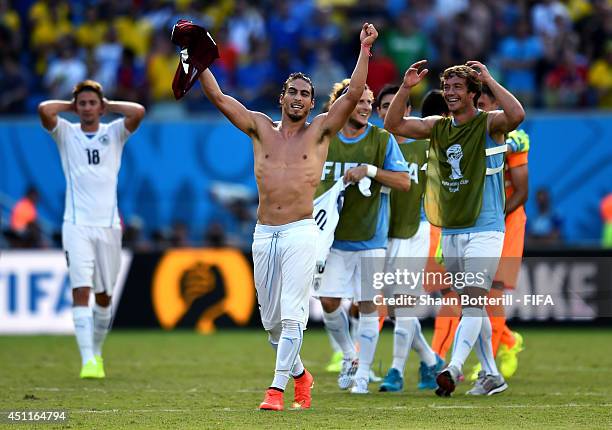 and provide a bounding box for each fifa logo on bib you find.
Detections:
[98,135,110,145]
[446,144,464,180]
